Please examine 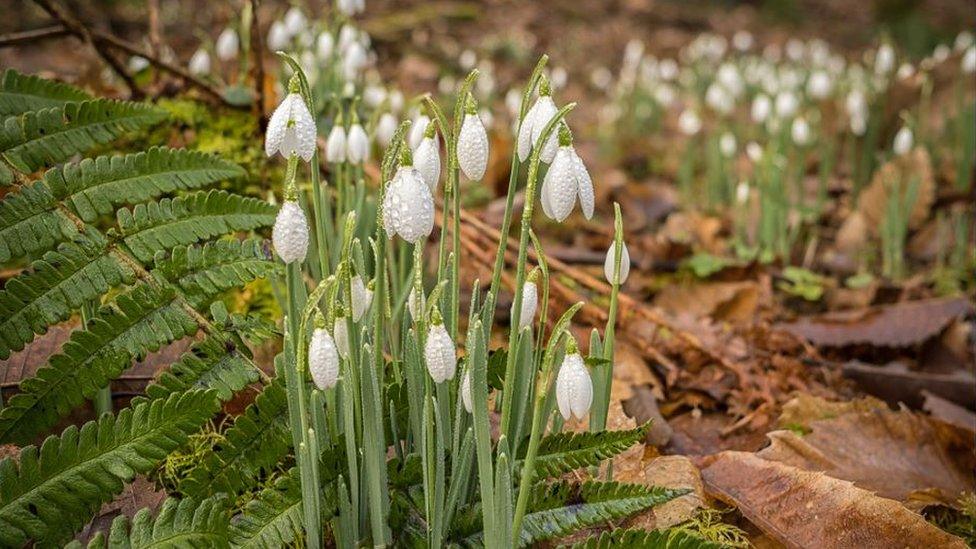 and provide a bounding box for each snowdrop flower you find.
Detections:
[216,28,238,61]
[363,85,386,109]
[409,113,430,150]
[717,63,744,97]
[807,70,832,100]
[511,273,539,330]
[376,113,398,148]
[540,126,594,222]
[461,371,473,413]
[775,91,798,118]
[333,312,350,360]
[893,126,913,155]
[188,49,211,75]
[350,275,373,321]
[325,119,347,163]
[963,46,976,74]
[786,38,805,61]
[677,109,701,136]
[653,84,676,107]
[875,43,895,74]
[733,30,754,52]
[425,316,456,383]
[346,120,369,165]
[791,117,811,146]
[956,30,974,51]
[719,132,737,159]
[309,317,340,390]
[746,142,763,163]
[459,49,477,71]
[342,41,368,80]
[272,189,309,264]
[408,287,425,321]
[413,124,441,193]
[604,241,630,284]
[846,89,867,119]
[555,340,592,421]
[267,20,290,51]
[283,7,306,37]
[457,97,490,181]
[751,94,772,123]
[517,77,559,163]
[316,32,335,60]
[850,113,867,136]
[338,0,364,16]
[550,67,568,90]
[897,63,915,80]
[933,44,950,63]
[338,25,357,52]
[265,83,316,162]
[658,58,678,81]
[735,181,750,205]
[382,158,435,243]
[705,83,733,115]
[128,56,149,72]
